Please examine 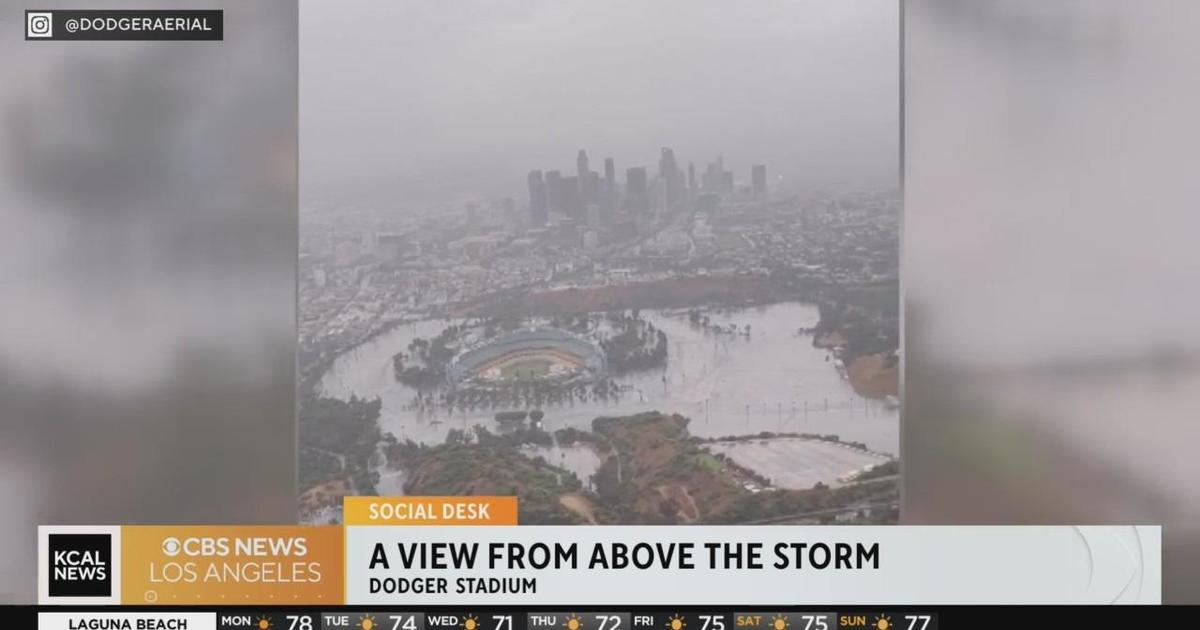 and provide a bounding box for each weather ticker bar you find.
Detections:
[34,610,938,630]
